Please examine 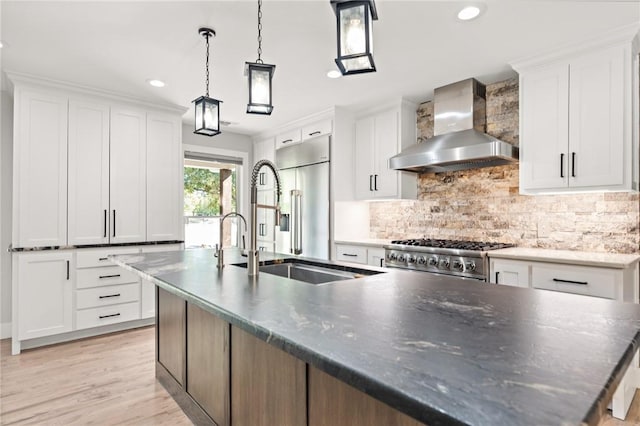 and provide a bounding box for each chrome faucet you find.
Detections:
[215,212,248,269]
[248,159,282,276]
